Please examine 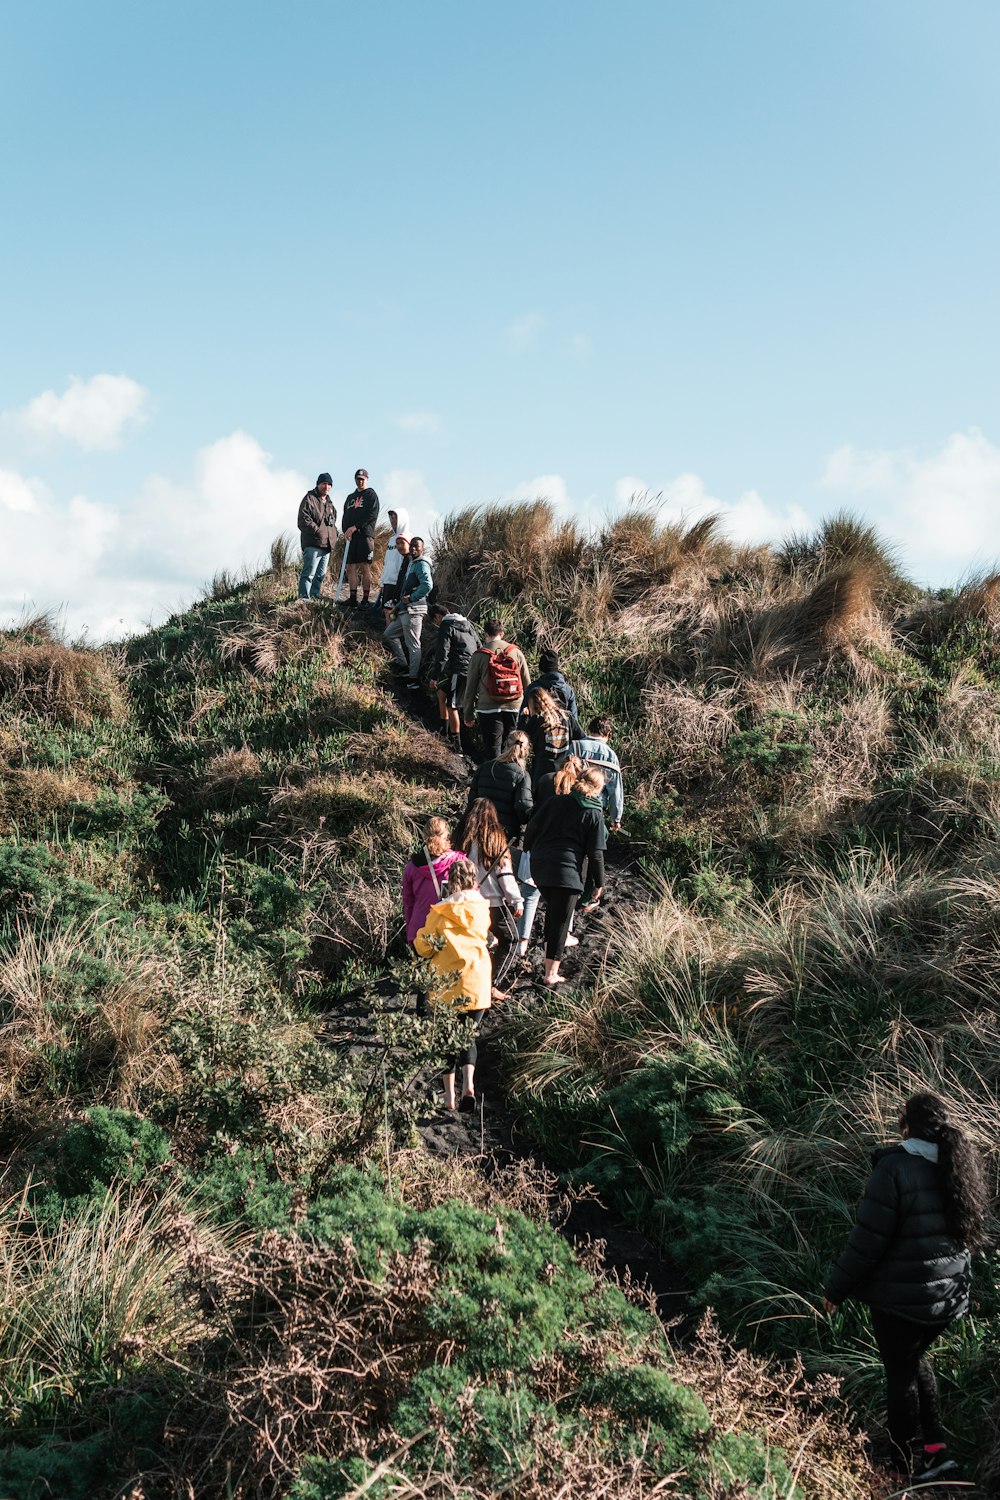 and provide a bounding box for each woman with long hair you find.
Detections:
[521,763,607,988]
[459,797,523,995]
[402,816,465,1015]
[464,729,533,839]
[520,686,581,793]
[413,857,492,1112]
[823,1090,989,1482]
